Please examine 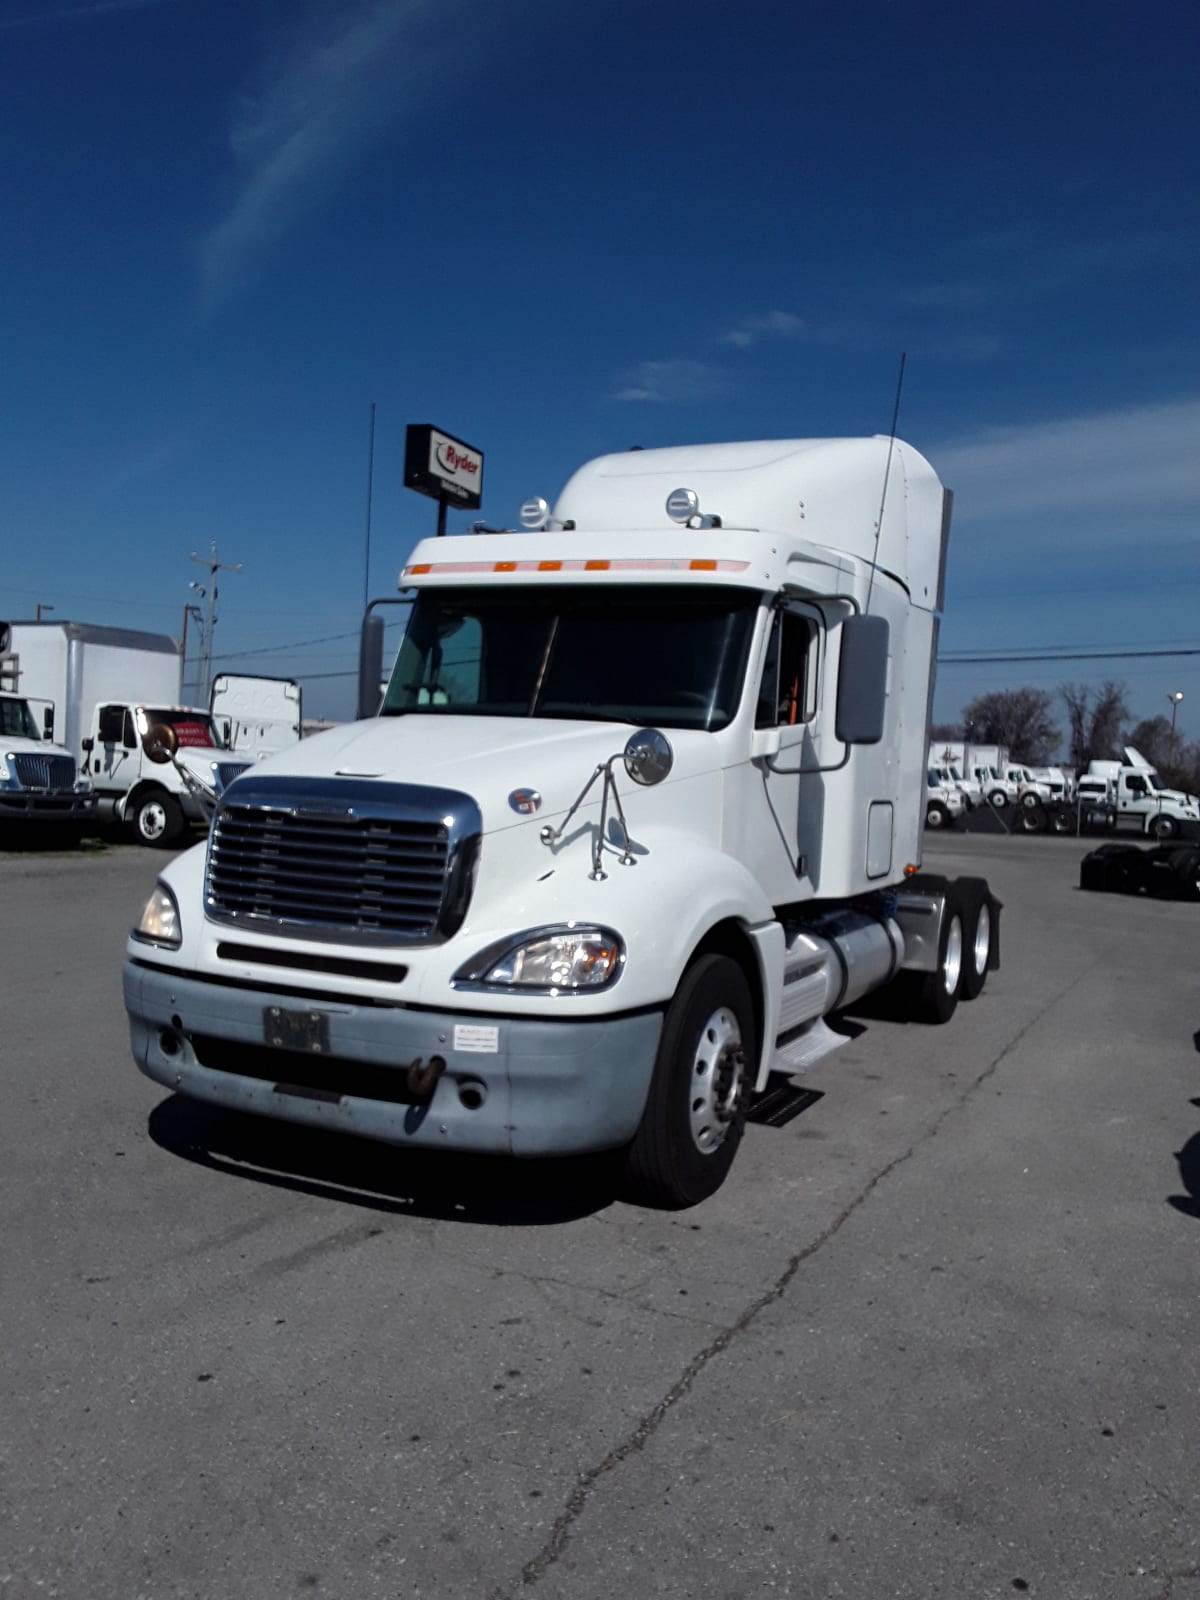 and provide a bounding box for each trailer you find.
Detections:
[125,436,1001,1207]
